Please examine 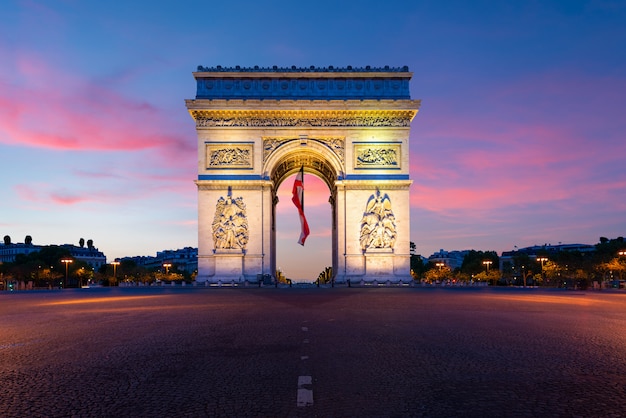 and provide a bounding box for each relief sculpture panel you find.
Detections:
[212,194,249,250]
[354,143,400,169]
[206,143,253,168]
[359,190,397,250]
